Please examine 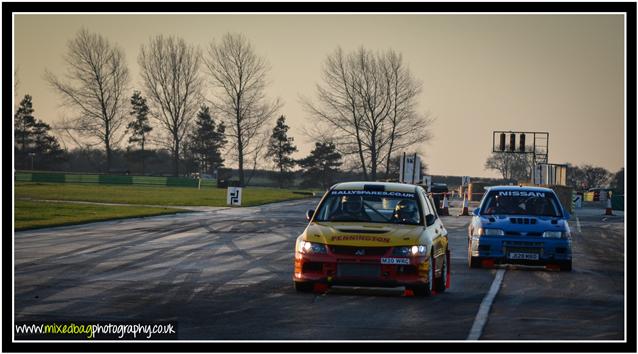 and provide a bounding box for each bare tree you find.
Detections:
[138,35,203,176]
[203,32,281,186]
[484,152,533,181]
[45,28,129,172]
[302,47,432,181]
